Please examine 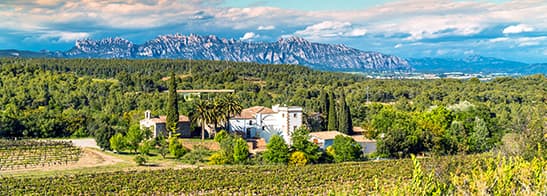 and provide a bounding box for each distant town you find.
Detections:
[351,71,523,80]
